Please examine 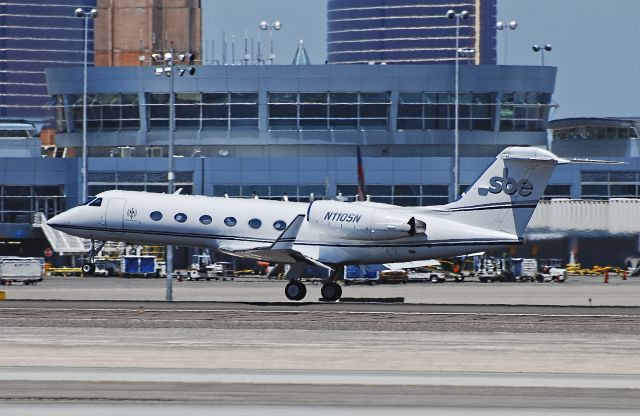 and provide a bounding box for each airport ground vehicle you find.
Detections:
[343,265,381,285]
[0,257,43,285]
[92,257,120,277]
[121,255,156,278]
